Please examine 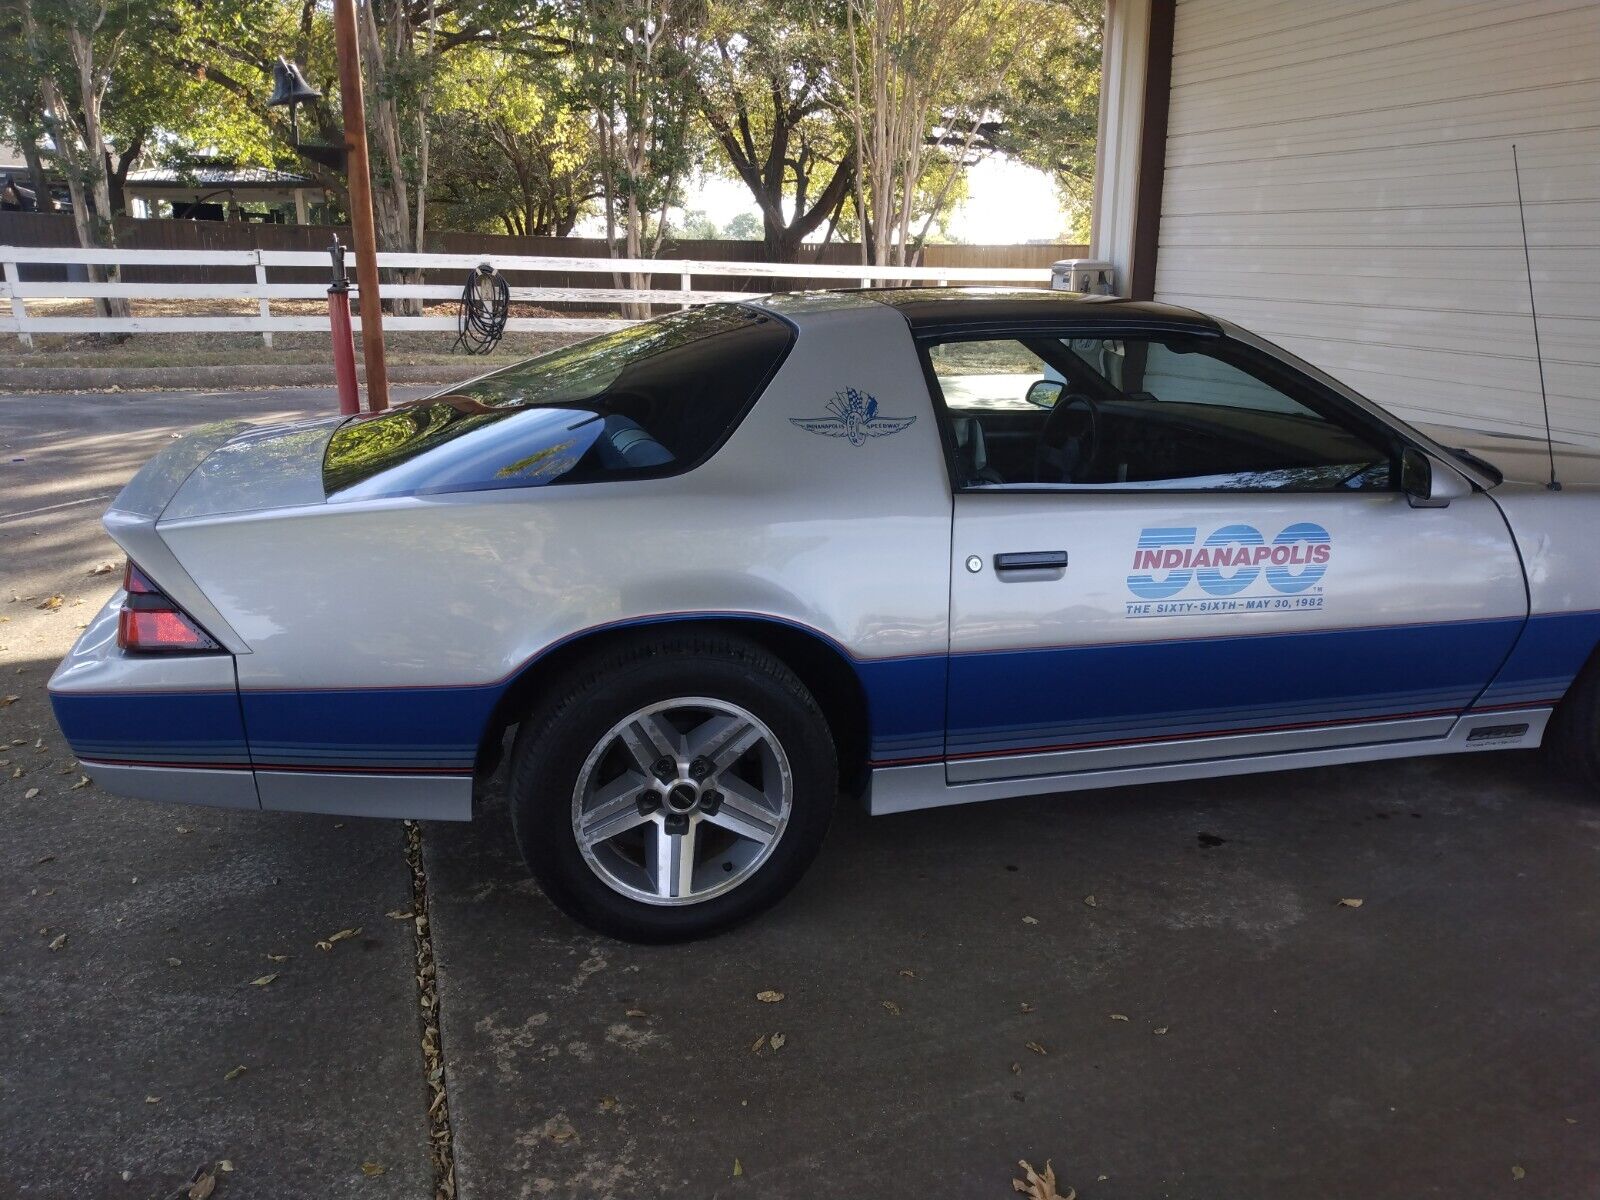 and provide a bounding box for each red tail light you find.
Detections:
[117,562,220,652]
